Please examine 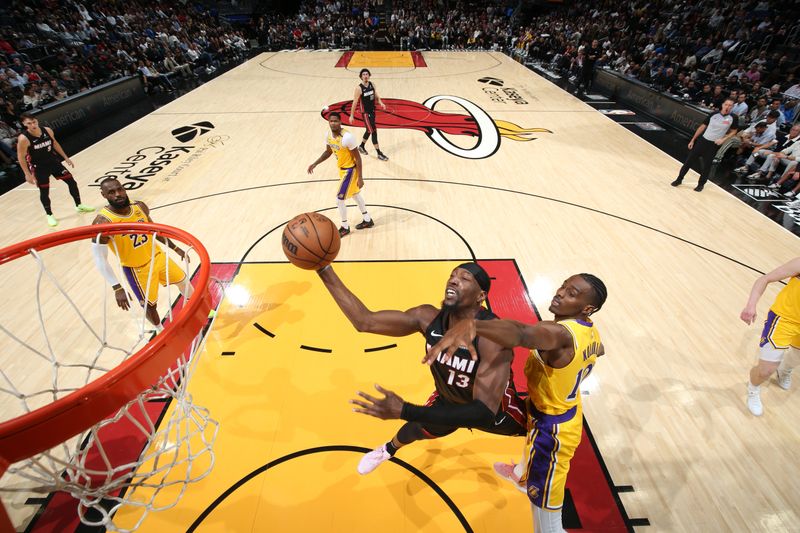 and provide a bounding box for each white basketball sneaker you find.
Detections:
[776,368,792,390]
[493,461,527,494]
[357,444,391,475]
[747,386,764,416]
